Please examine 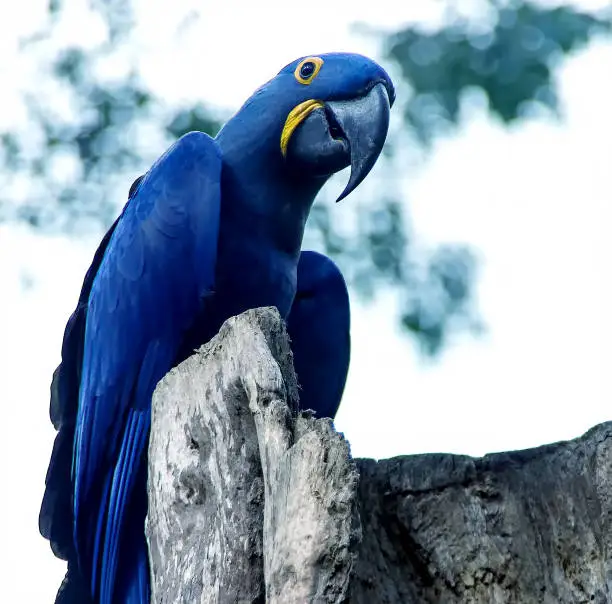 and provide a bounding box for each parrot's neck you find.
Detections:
[216,131,327,259]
